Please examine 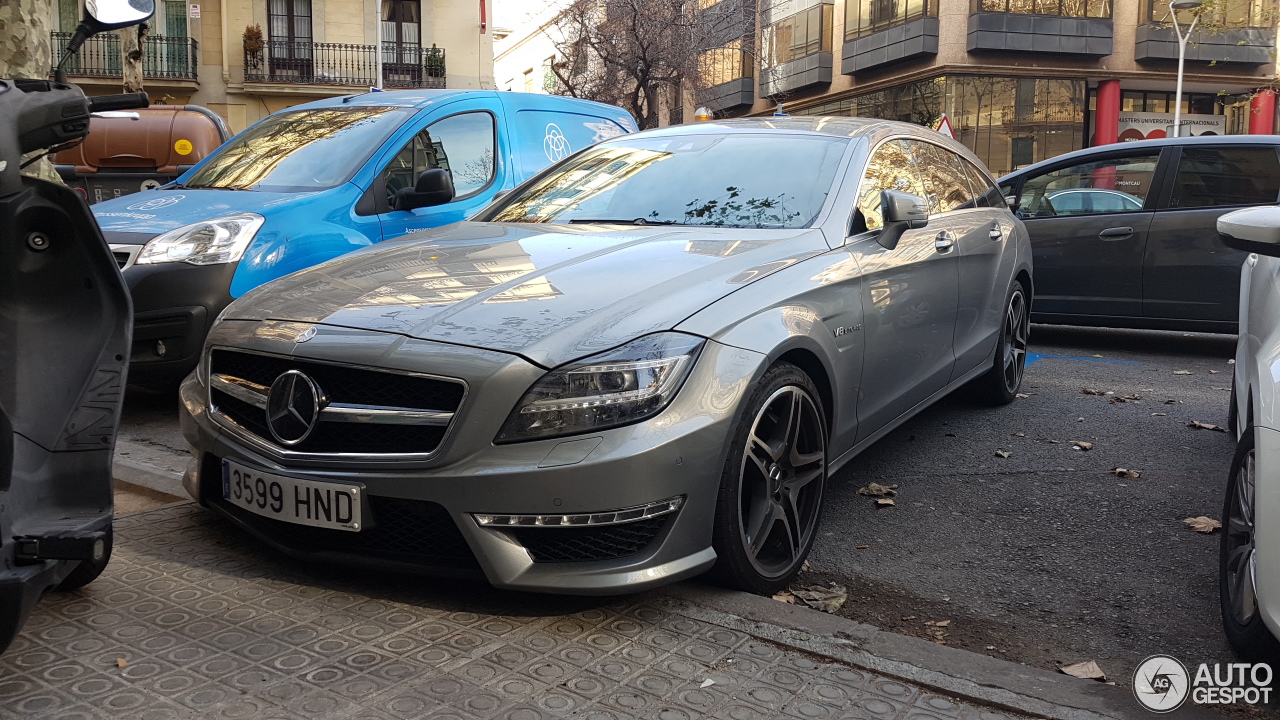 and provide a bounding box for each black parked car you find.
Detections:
[999,136,1280,333]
